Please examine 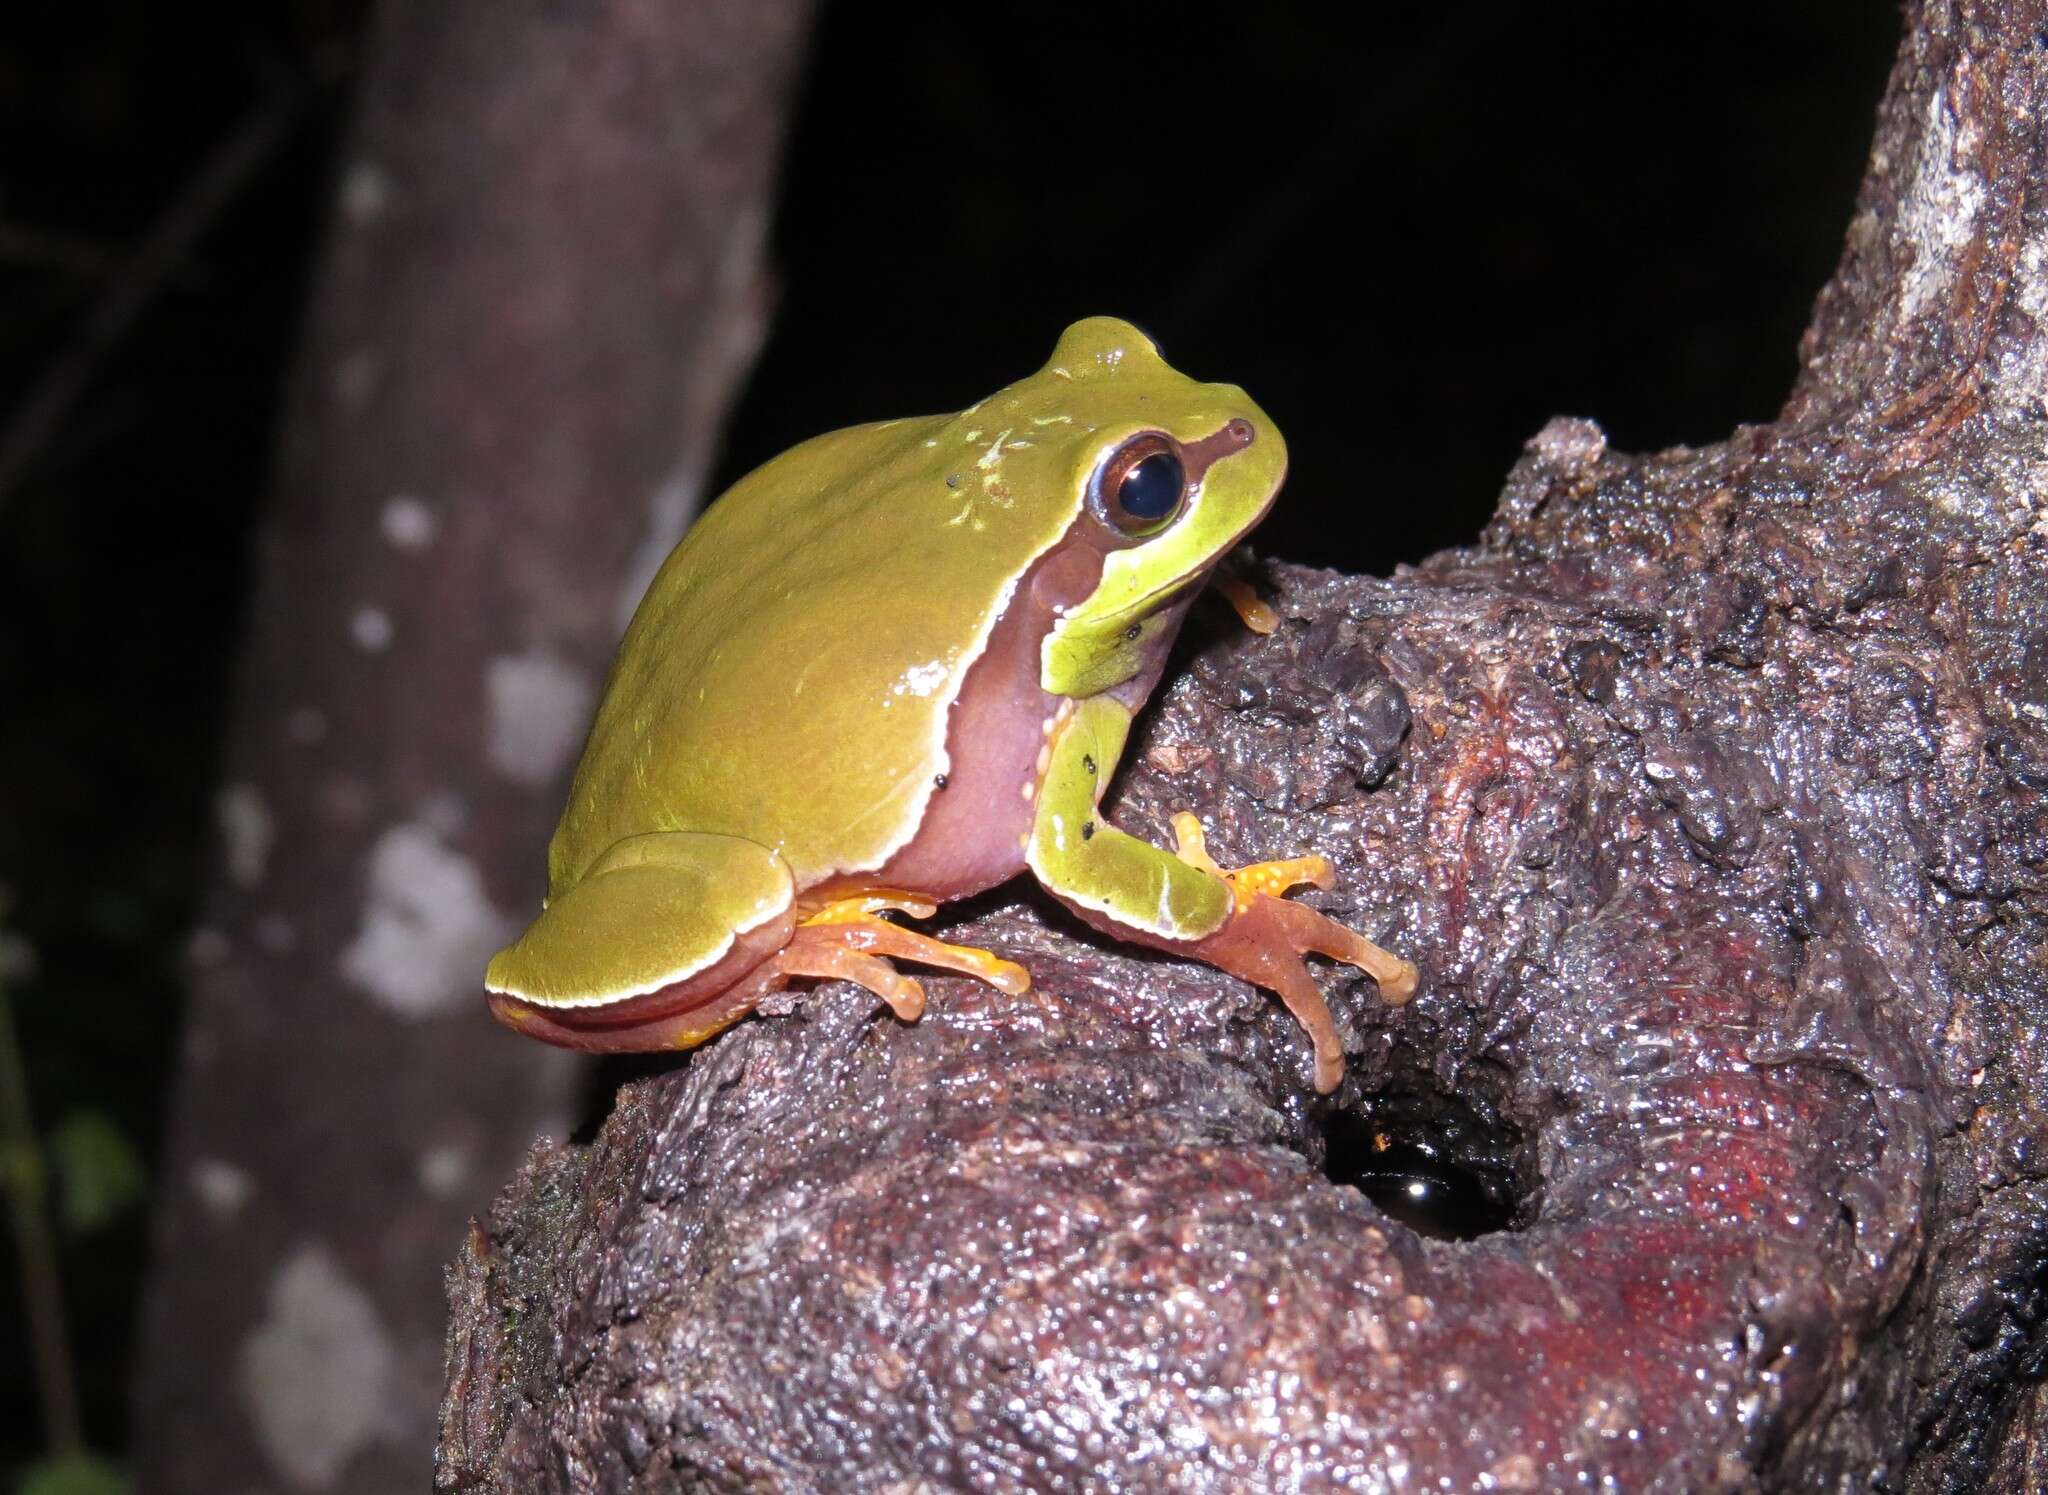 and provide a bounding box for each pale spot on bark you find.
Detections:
[339,160,392,224]
[238,1243,395,1489]
[486,650,594,787]
[378,494,437,551]
[191,1157,254,1217]
[256,915,297,955]
[0,929,37,983]
[216,783,275,888]
[1896,82,1988,323]
[416,1143,473,1198]
[340,822,516,1019]
[350,606,393,652]
[417,790,469,839]
[287,706,328,744]
[329,348,381,409]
